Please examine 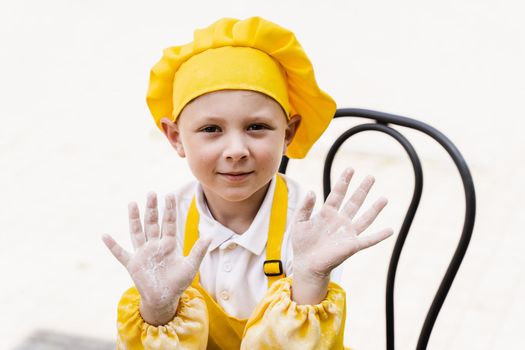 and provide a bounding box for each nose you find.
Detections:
[223,134,249,161]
